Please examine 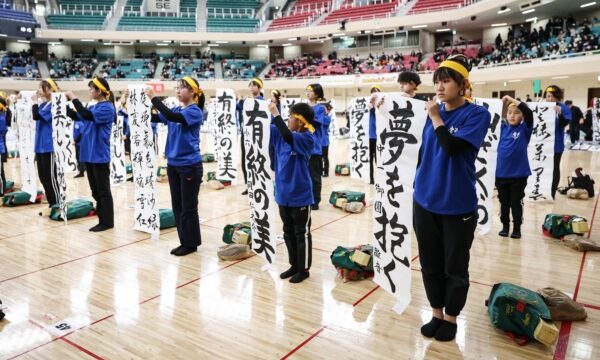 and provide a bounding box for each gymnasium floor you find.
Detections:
[0,135,598,360]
